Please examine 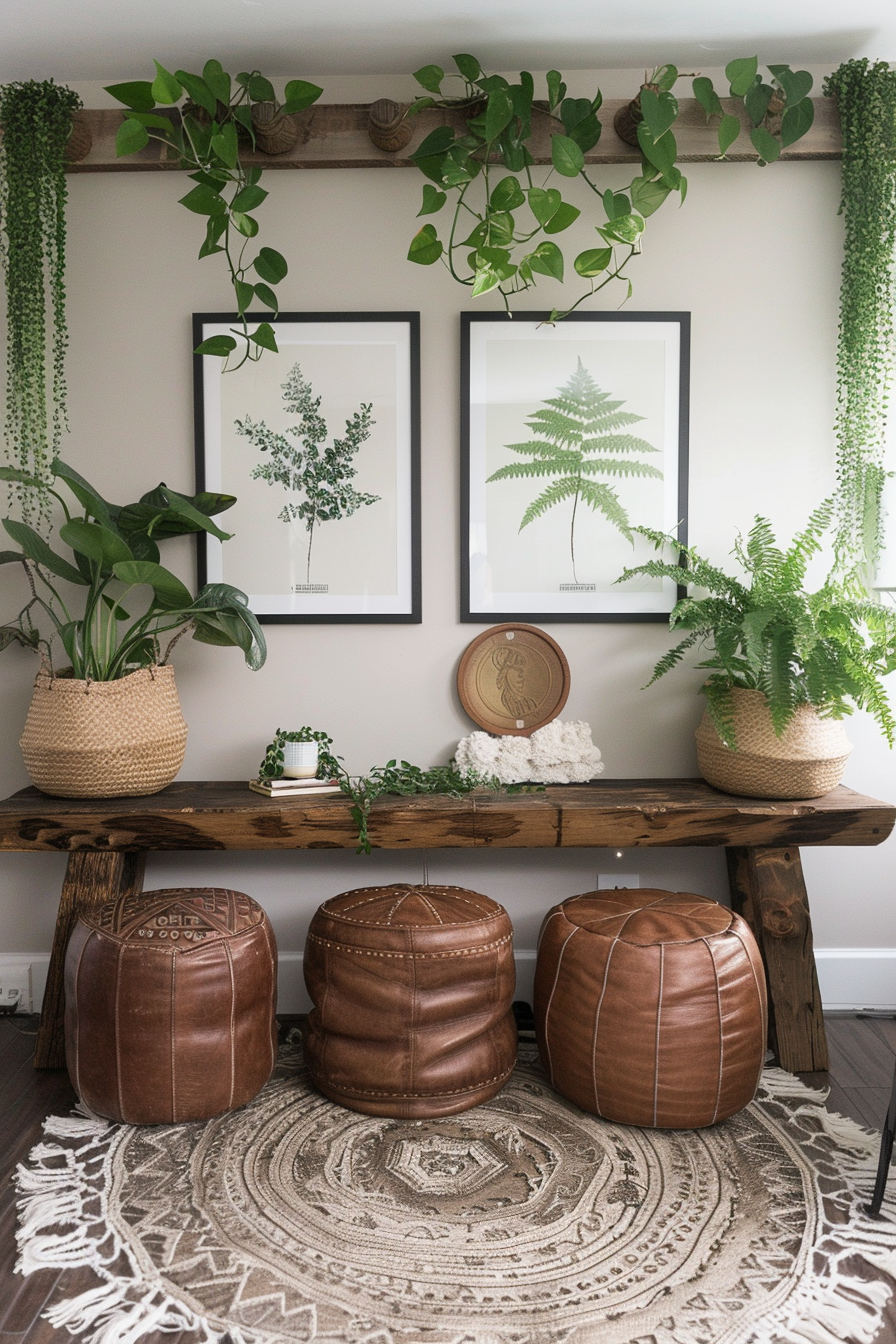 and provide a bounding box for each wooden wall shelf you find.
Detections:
[64,97,841,173]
